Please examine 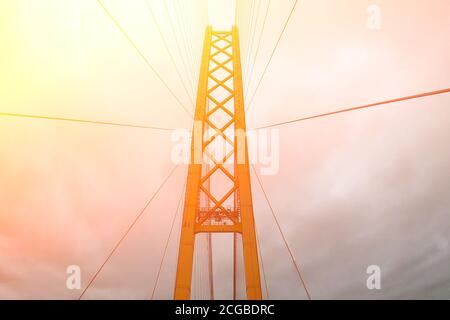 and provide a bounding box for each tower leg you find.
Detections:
[174,165,202,300]
[174,27,212,300]
[233,26,262,300]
